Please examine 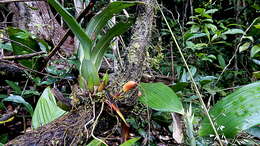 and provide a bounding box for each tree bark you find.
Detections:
[6,0,155,145]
